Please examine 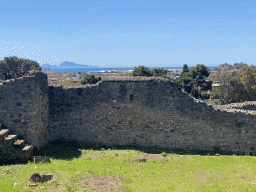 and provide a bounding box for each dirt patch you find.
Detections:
[84,152,103,160]
[79,175,123,192]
